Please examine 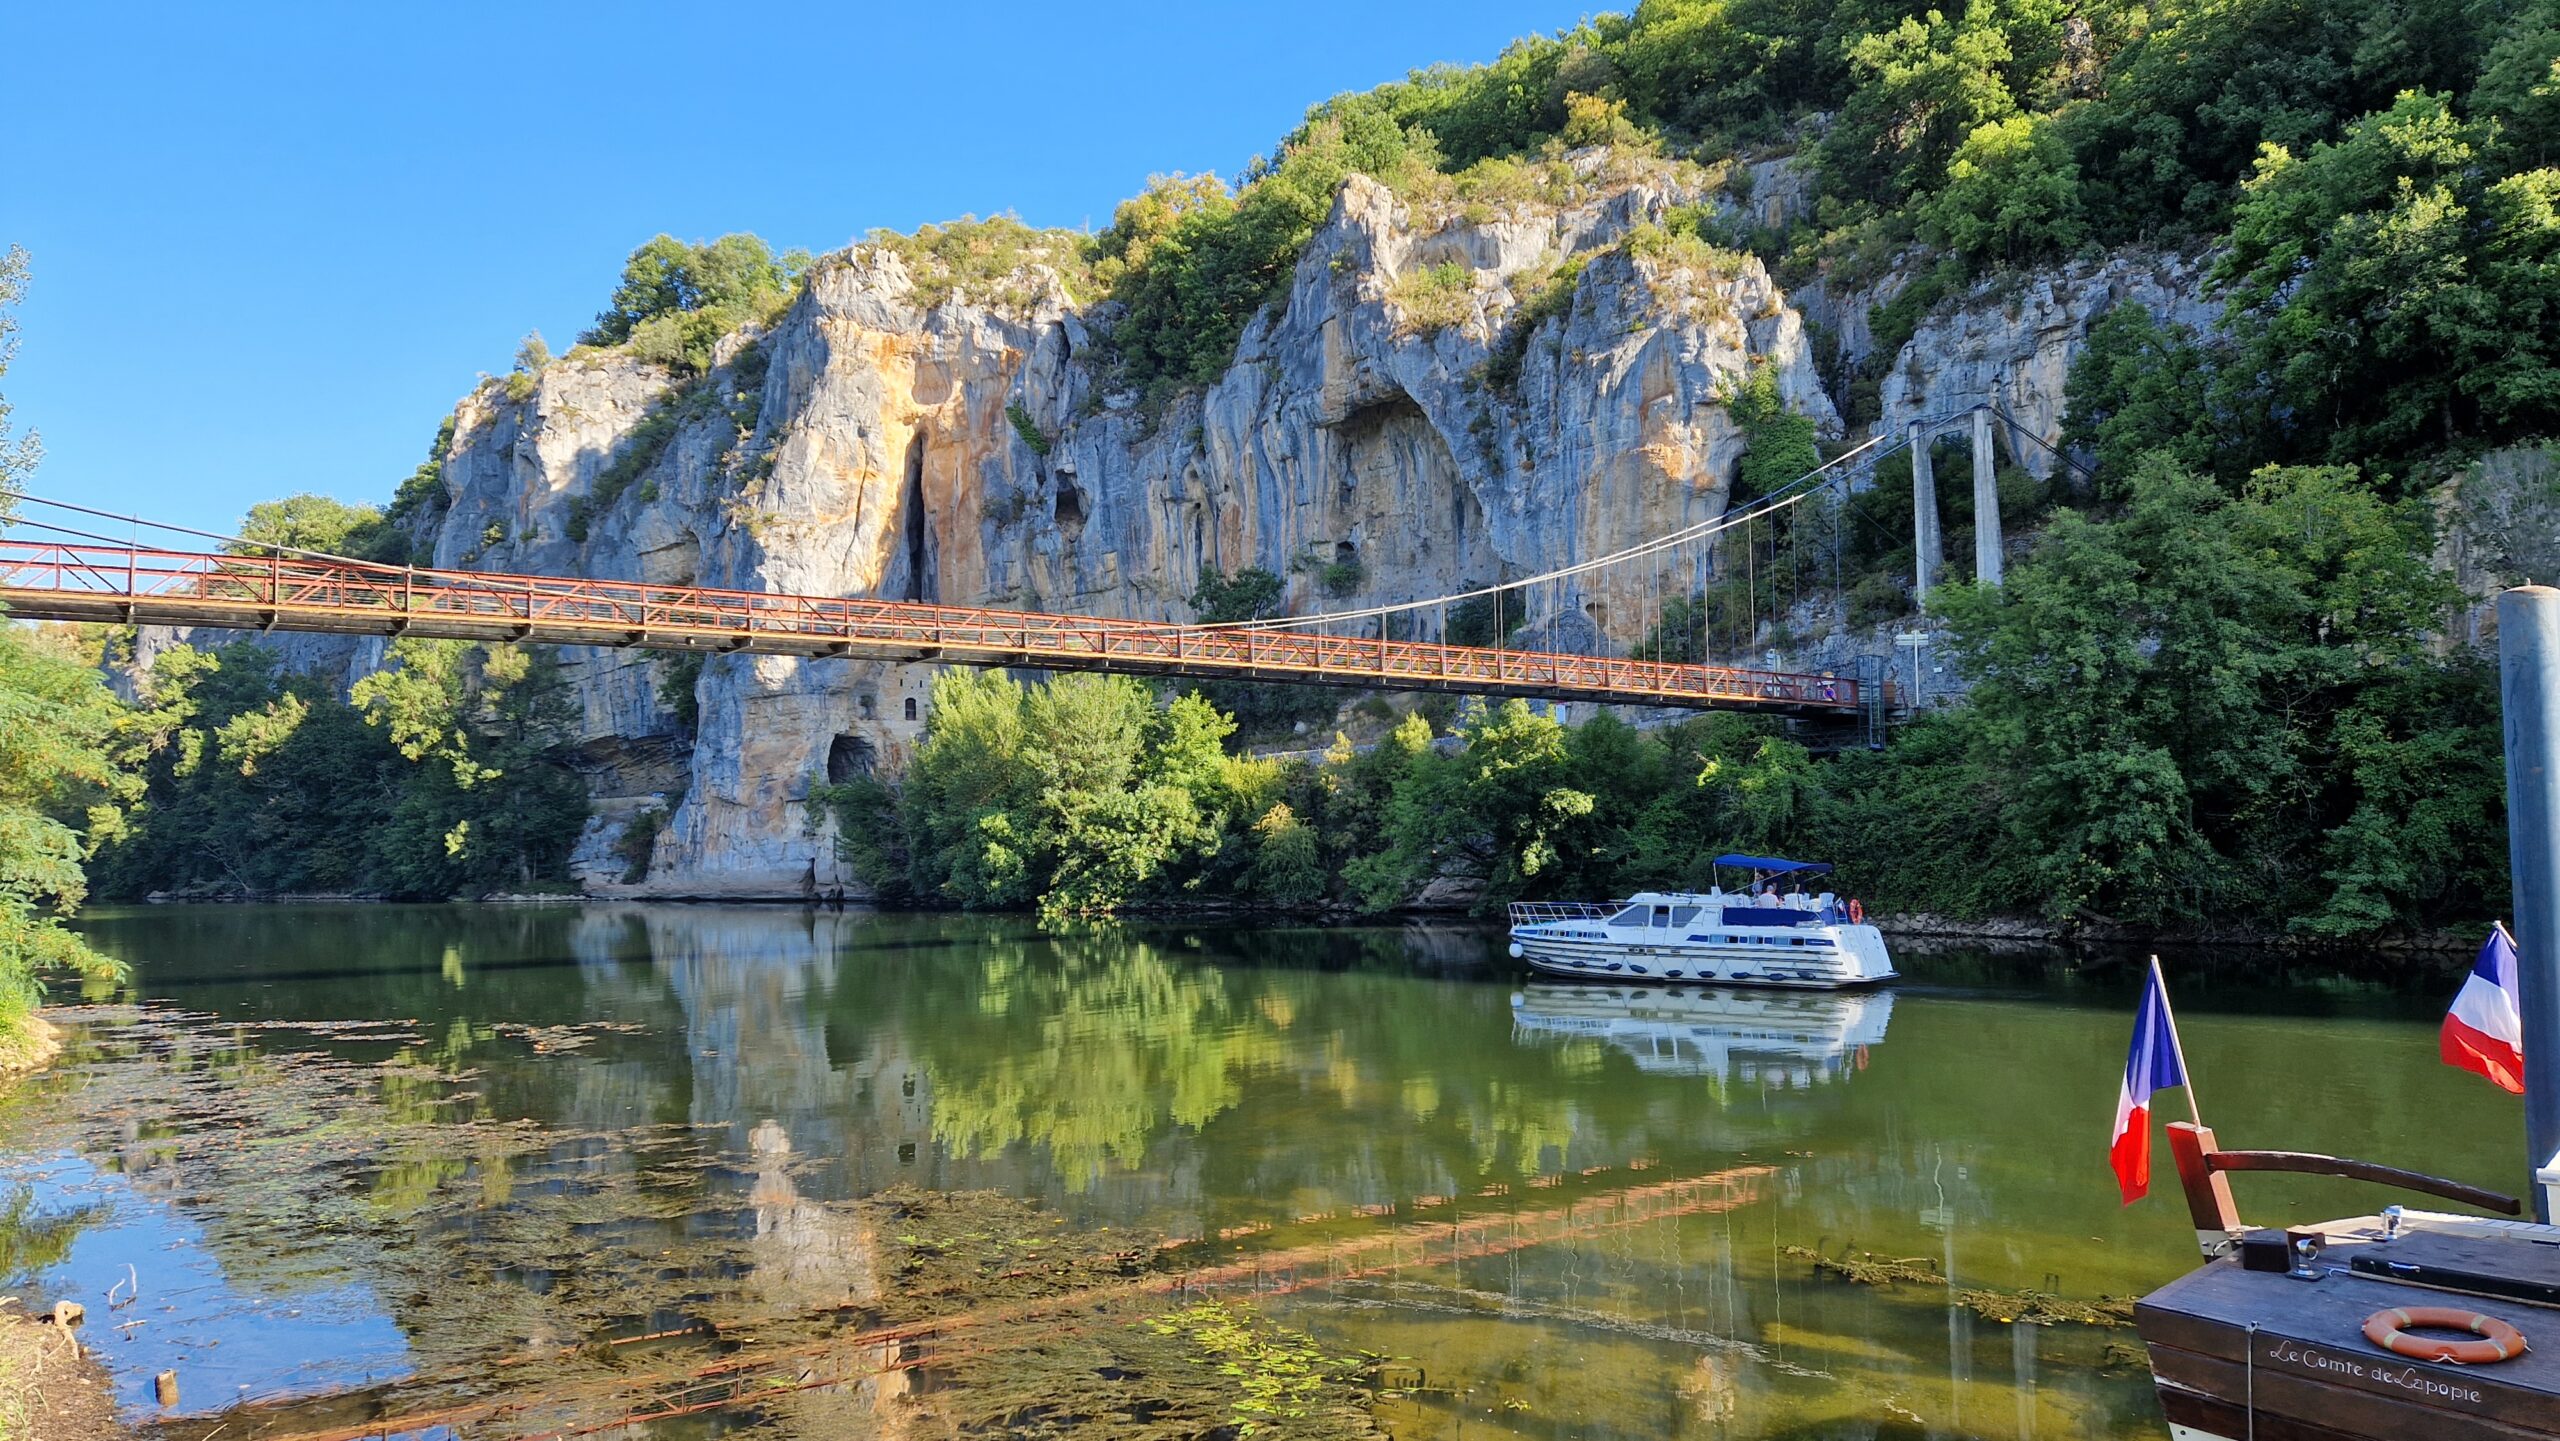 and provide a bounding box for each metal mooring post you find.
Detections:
[2498,585,2560,1220]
